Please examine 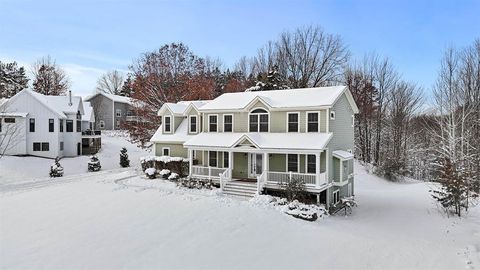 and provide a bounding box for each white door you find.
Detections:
[249,153,263,178]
